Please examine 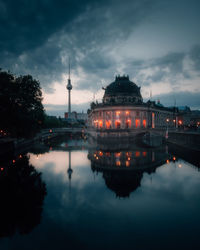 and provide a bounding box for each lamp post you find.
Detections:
[166,118,169,139]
